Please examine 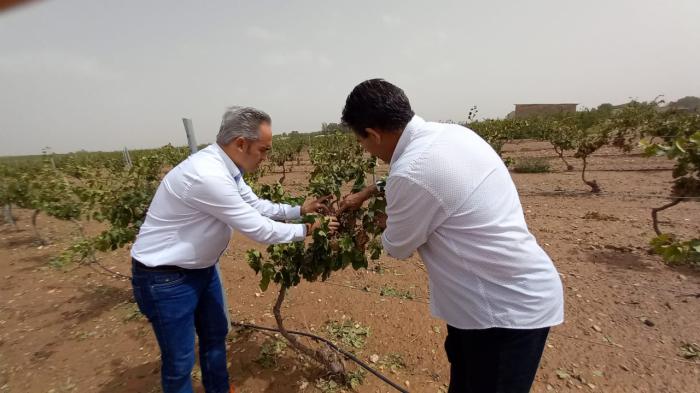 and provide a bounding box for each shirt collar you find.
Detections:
[390,115,424,166]
[212,143,242,180]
